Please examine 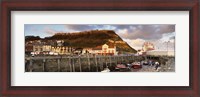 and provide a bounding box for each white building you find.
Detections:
[33,45,51,52]
[51,46,72,55]
[90,43,118,55]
